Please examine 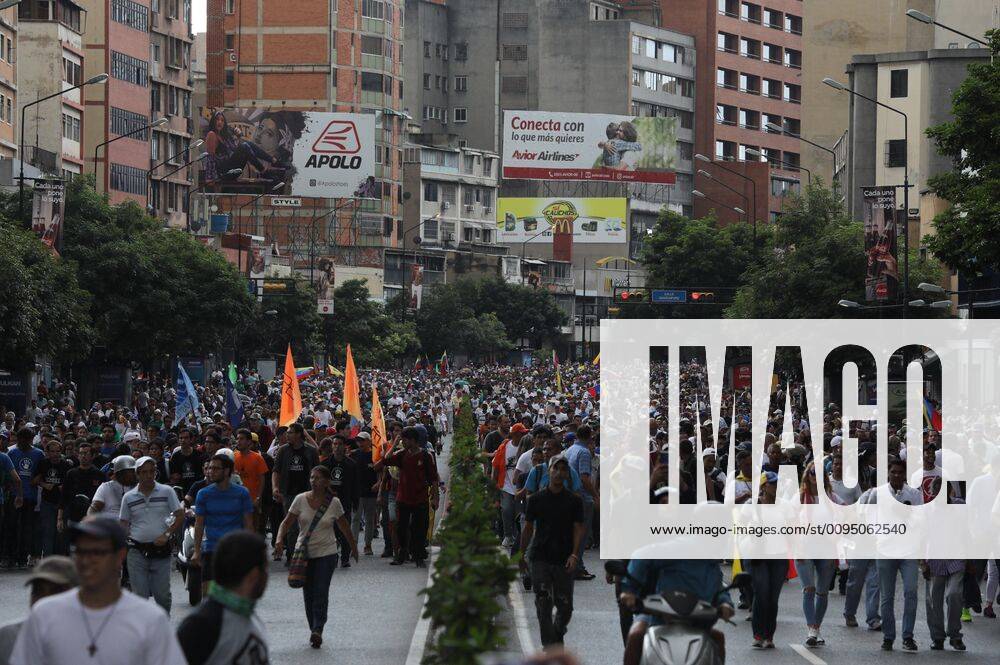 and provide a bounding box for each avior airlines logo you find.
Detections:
[305,121,365,169]
[311,120,361,153]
